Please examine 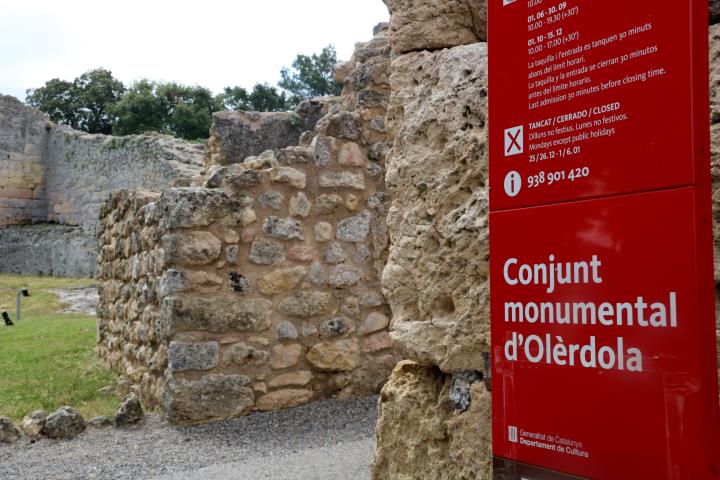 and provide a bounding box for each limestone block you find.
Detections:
[289,192,312,217]
[336,212,371,243]
[276,291,334,318]
[256,389,314,411]
[258,266,307,295]
[358,312,390,335]
[163,231,222,266]
[163,374,254,425]
[315,222,334,242]
[270,344,304,369]
[160,296,272,336]
[316,194,343,213]
[221,343,269,367]
[268,371,313,389]
[319,172,365,190]
[328,265,363,288]
[263,216,304,240]
[249,238,286,265]
[384,0,487,54]
[311,133,335,167]
[258,191,284,210]
[306,339,362,372]
[168,342,219,372]
[271,167,307,189]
